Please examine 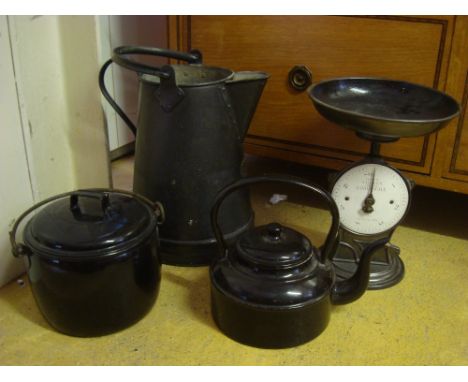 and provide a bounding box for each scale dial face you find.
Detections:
[332,163,410,235]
